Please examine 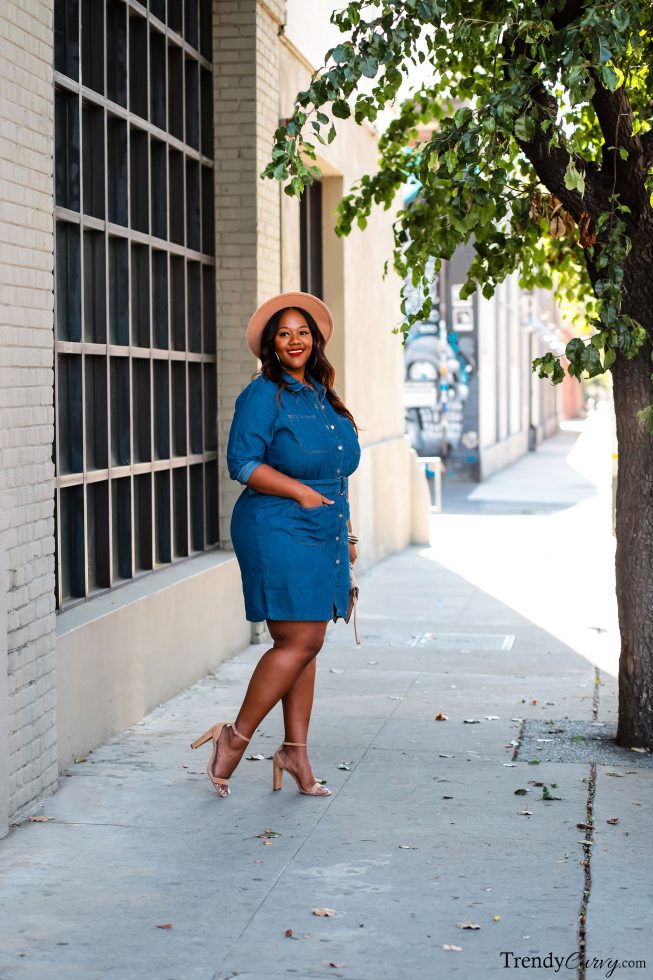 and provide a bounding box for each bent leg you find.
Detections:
[210,620,327,783]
